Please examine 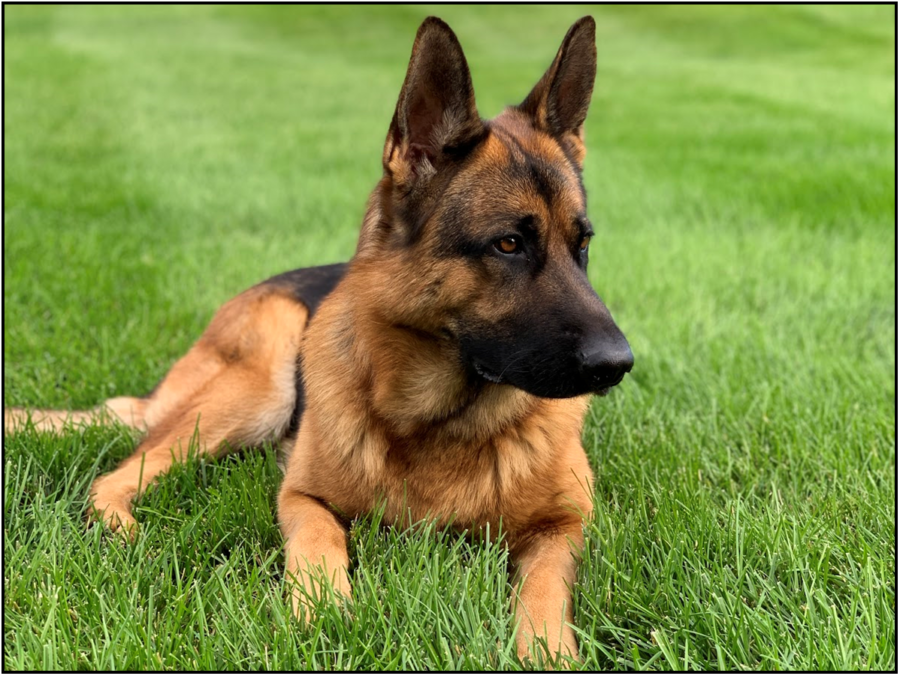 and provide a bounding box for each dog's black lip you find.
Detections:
[472,359,503,384]
[470,365,629,397]
[591,371,627,393]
